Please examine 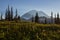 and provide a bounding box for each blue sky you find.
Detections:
[0,0,60,17]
